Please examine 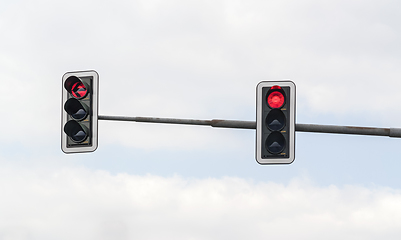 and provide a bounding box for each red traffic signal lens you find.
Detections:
[64,76,88,99]
[267,90,284,108]
[71,82,87,98]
